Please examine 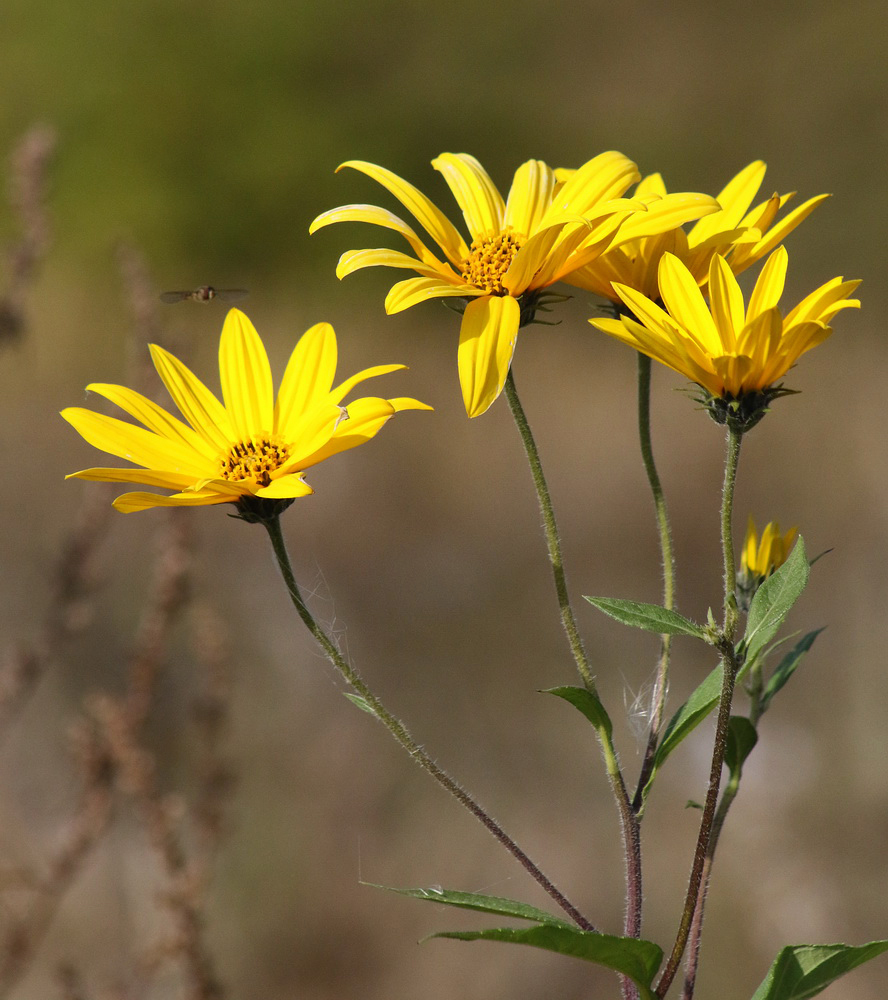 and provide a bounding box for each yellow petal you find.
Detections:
[219,308,274,440]
[613,192,721,243]
[732,194,831,274]
[85,382,216,461]
[657,254,722,354]
[707,255,746,346]
[432,153,505,240]
[337,160,469,265]
[384,276,480,314]
[746,246,788,322]
[690,161,765,243]
[336,248,453,282]
[295,395,426,467]
[503,160,555,237]
[310,203,437,264]
[543,151,639,224]
[61,407,211,476]
[275,322,338,435]
[784,277,861,326]
[112,491,234,513]
[457,296,520,417]
[329,363,405,405]
[256,474,315,499]
[635,173,668,198]
[66,466,206,490]
[149,344,233,452]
